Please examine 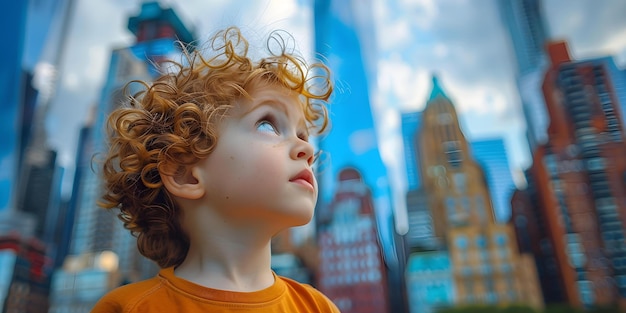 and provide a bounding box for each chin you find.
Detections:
[289,209,315,227]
